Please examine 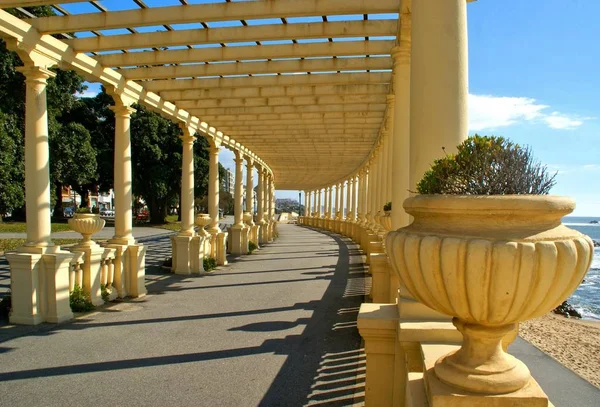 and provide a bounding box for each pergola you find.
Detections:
[9,2,575,407]
[0,0,480,402]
